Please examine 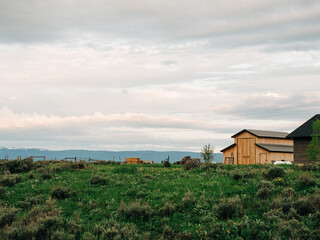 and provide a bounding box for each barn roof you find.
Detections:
[232,129,289,139]
[220,143,236,152]
[287,114,320,138]
[255,143,293,153]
